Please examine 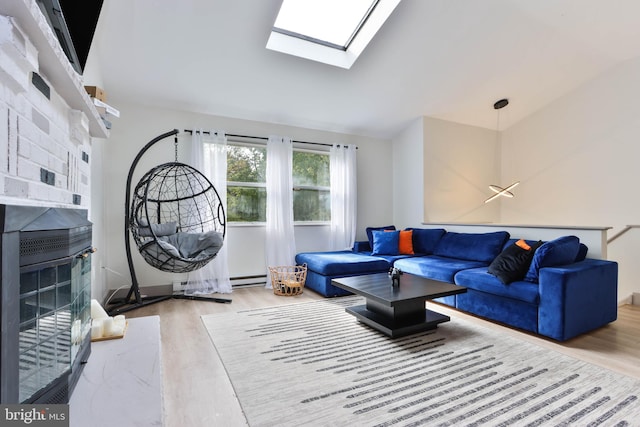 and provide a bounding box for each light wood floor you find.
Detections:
[122,287,640,427]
